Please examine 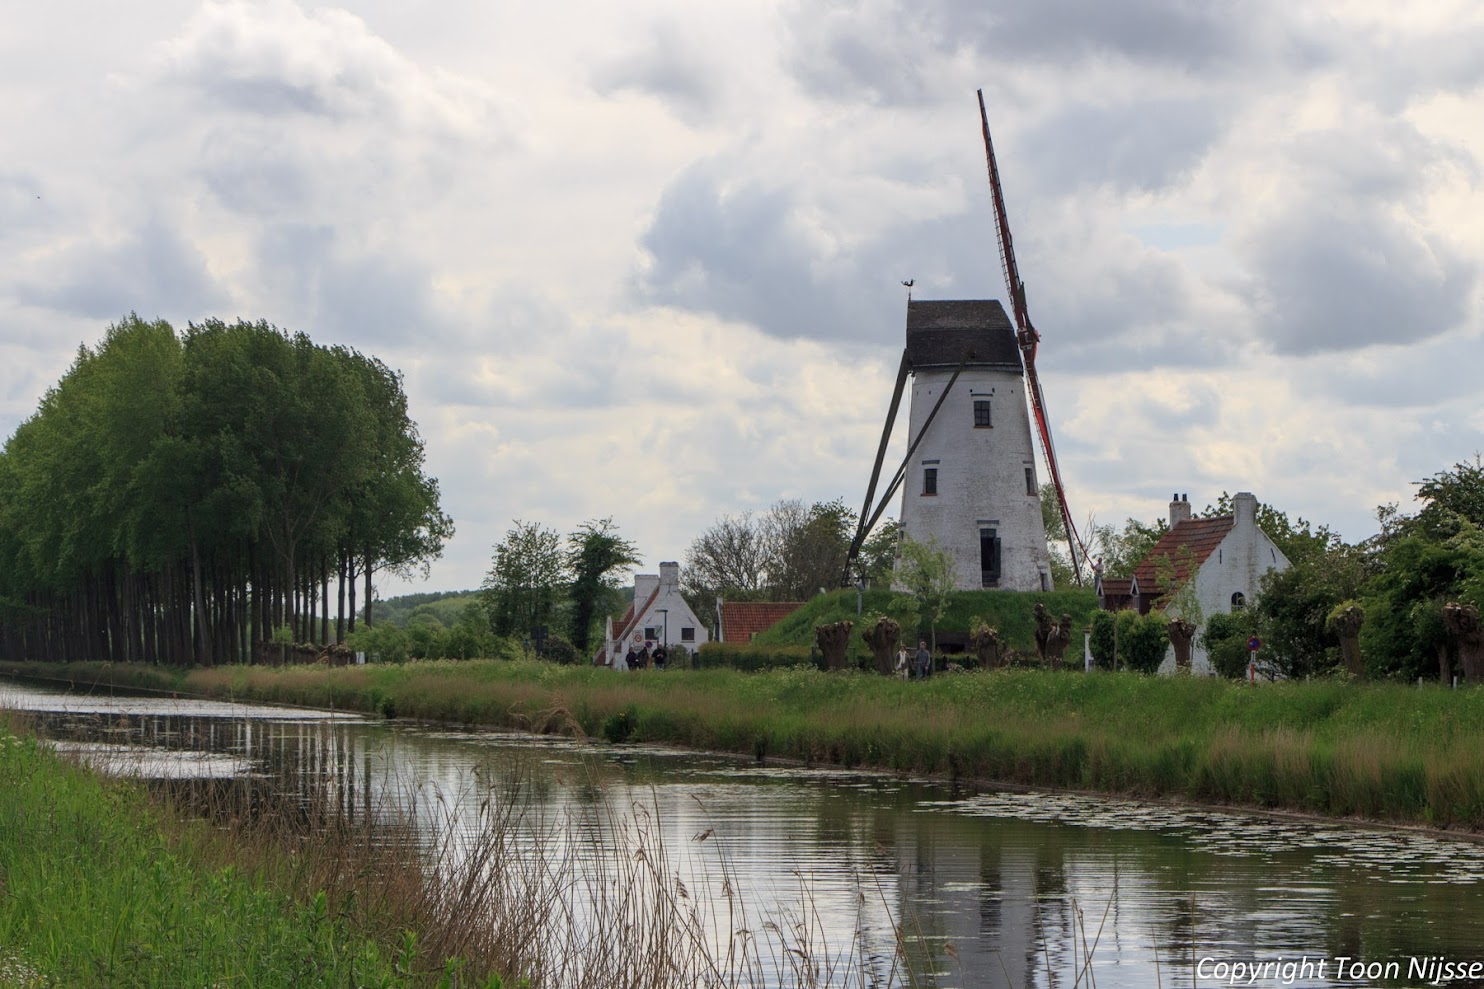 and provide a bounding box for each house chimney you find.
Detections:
[1233,491,1257,528]
[633,573,659,607]
[659,561,680,588]
[1169,493,1192,528]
